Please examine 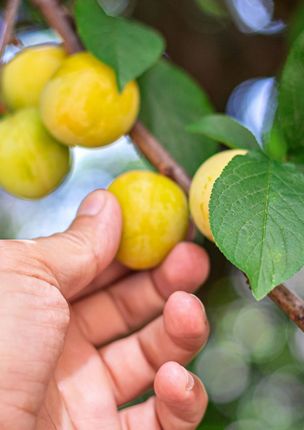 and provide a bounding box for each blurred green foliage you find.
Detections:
[288,1,304,46]
[195,0,227,18]
[194,272,304,429]
[139,59,218,176]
